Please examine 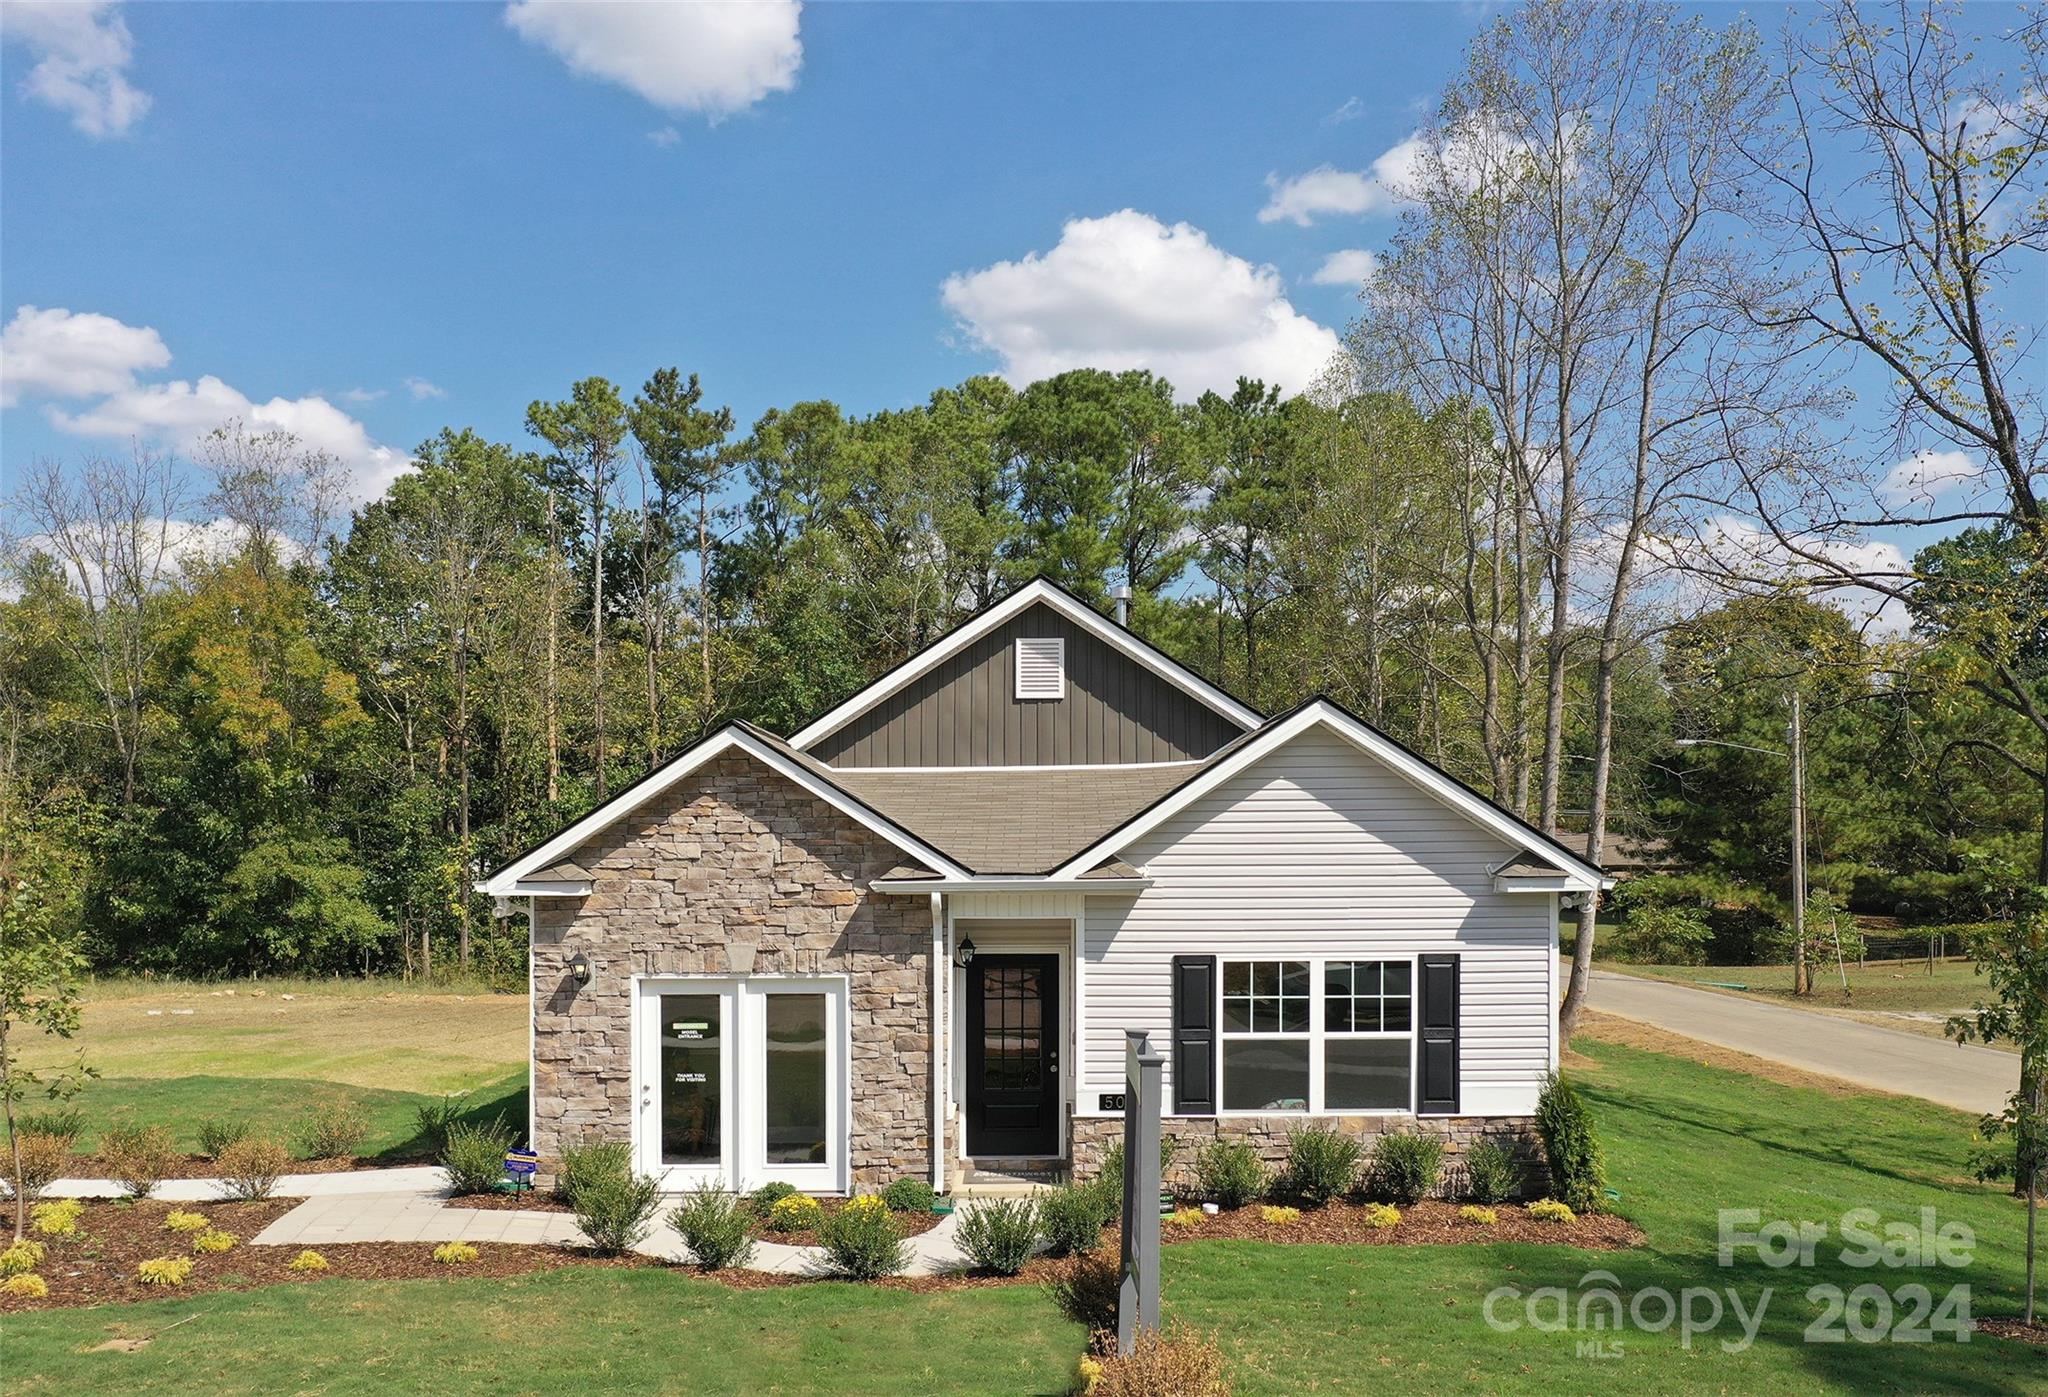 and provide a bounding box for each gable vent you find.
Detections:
[1014,636,1066,700]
